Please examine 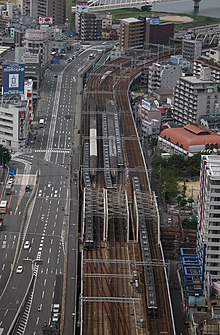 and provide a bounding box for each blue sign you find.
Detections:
[149,17,160,25]
[2,63,25,95]
[8,169,16,176]
[169,56,179,65]
[53,58,60,65]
